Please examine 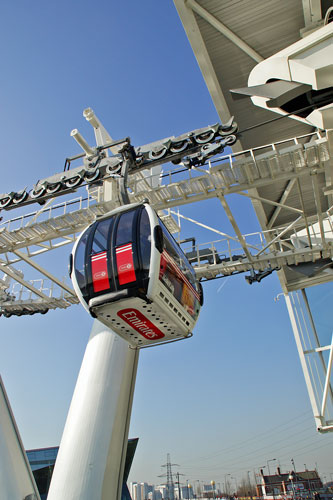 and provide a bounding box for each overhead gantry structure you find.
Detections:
[1,122,332,307]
